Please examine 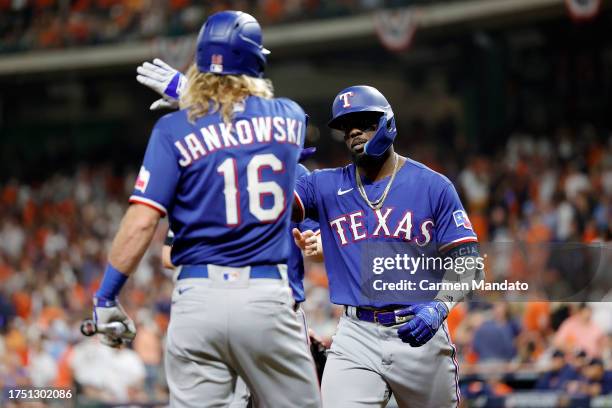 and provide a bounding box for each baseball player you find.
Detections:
[137,55,326,404]
[293,85,483,407]
[91,11,320,408]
